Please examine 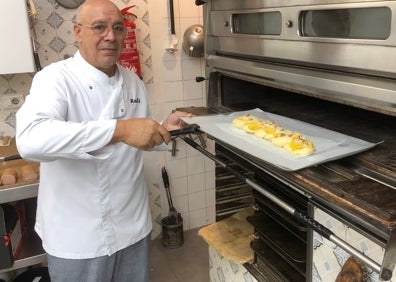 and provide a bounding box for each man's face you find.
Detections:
[74,1,126,76]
